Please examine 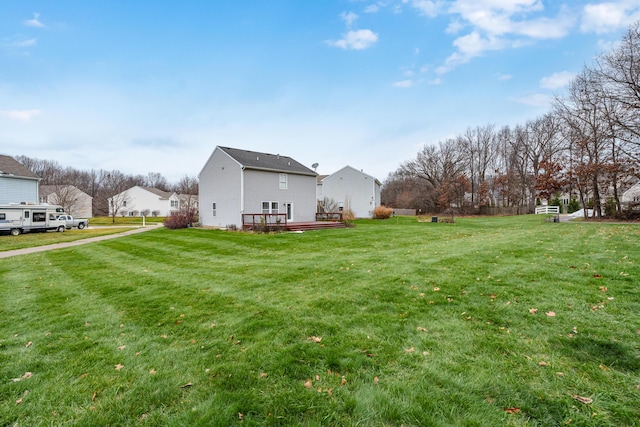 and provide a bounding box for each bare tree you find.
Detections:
[145,172,170,191]
[104,171,134,223]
